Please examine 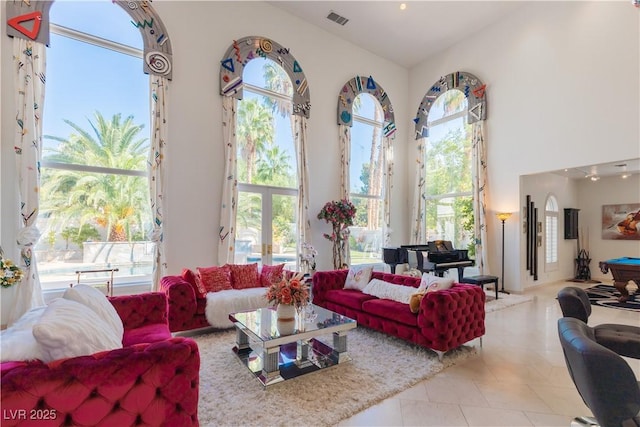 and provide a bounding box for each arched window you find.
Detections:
[235,58,298,268]
[36,1,152,292]
[424,89,473,252]
[545,195,559,270]
[350,94,385,264]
